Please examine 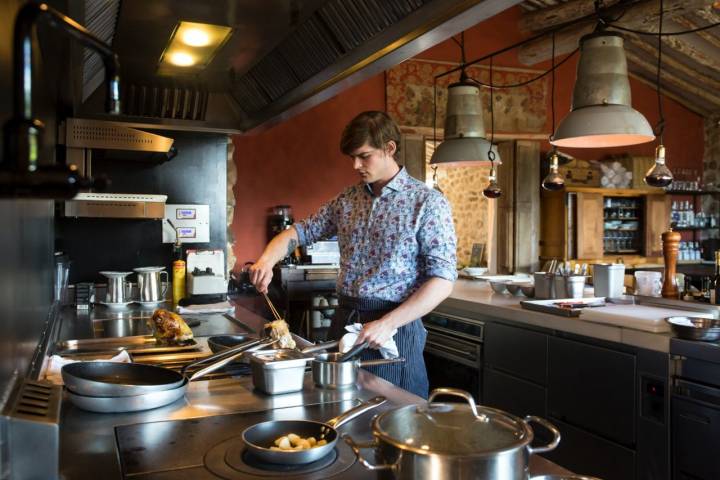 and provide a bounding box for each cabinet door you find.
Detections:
[644,194,670,257]
[485,322,547,385]
[483,367,546,418]
[548,336,636,446]
[576,192,604,259]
